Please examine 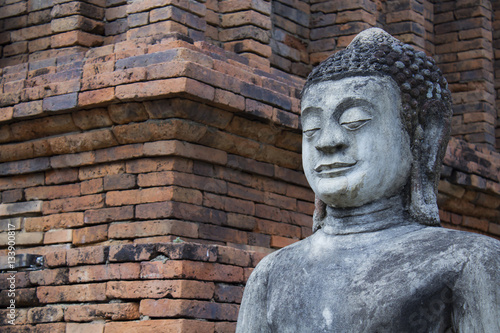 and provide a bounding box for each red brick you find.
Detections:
[439,209,451,223]
[65,323,104,333]
[199,224,248,244]
[271,235,298,248]
[0,1,27,19]
[136,200,227,225]
[228,183,265,202]
[1,189,23,203]
[95,144,145,164]
[44,229,73,244]
[0,308,28,325]
[108,219,199,239]
[127,20,189,39]
[106,280,214,299]
[145,98,233,128]
[215,322,238,333]
[51,1,104,20]
[255,203,281,221]
[489,223,500,236]
[82,59,115,78]
[301,226,312,238]
[462,216,489,232]
[0,199,42,216]
[285,183,315,201]
[72,224,108,245]
[67,246,108,266]
[106,186,202,206]
[25,212,84,232]
[81,177,103,194]
[25,184,80,200]
[28,268,68,287]
[47,129,118,155]
[51,15,104,35]
[45,168,78,185]
[224,212,257,231]
[103,173,136,191]
[37,283,106,303]
[72,108,113,130]
[108,243,157,262]
[0,107,14,122]
[219,25,270,43]
[82,67,146,91]
[0,287,38,307]
[78,87,116,107]
[204,192,255,215]
[69,263,140,283]
[112,118,208,145]
[115,77,215,102]
[79,162,125,180]
[104,319,214,333]
[43,246,68,268]
[12,100,43,118]
[245,98,273,119]
[150,6,206,31]
[107,102,149,124]
[0,217,22,232]
[65,303,139,322]
[138,170,227,194]
[27,305,64,324]
[84,206,134,224]
[256,218,301,238]
[213,89,245,111]
[43,194,105,214]
[3,42,28,57]
[282,210,312,227]
[126,156,192,174]
[217,245,251,266]
[140,261,184,279]
[215,283,244,303]
[140,298,239,321]
[0,272,31,289]
[157,242,218,262]
[51,31,103,48]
